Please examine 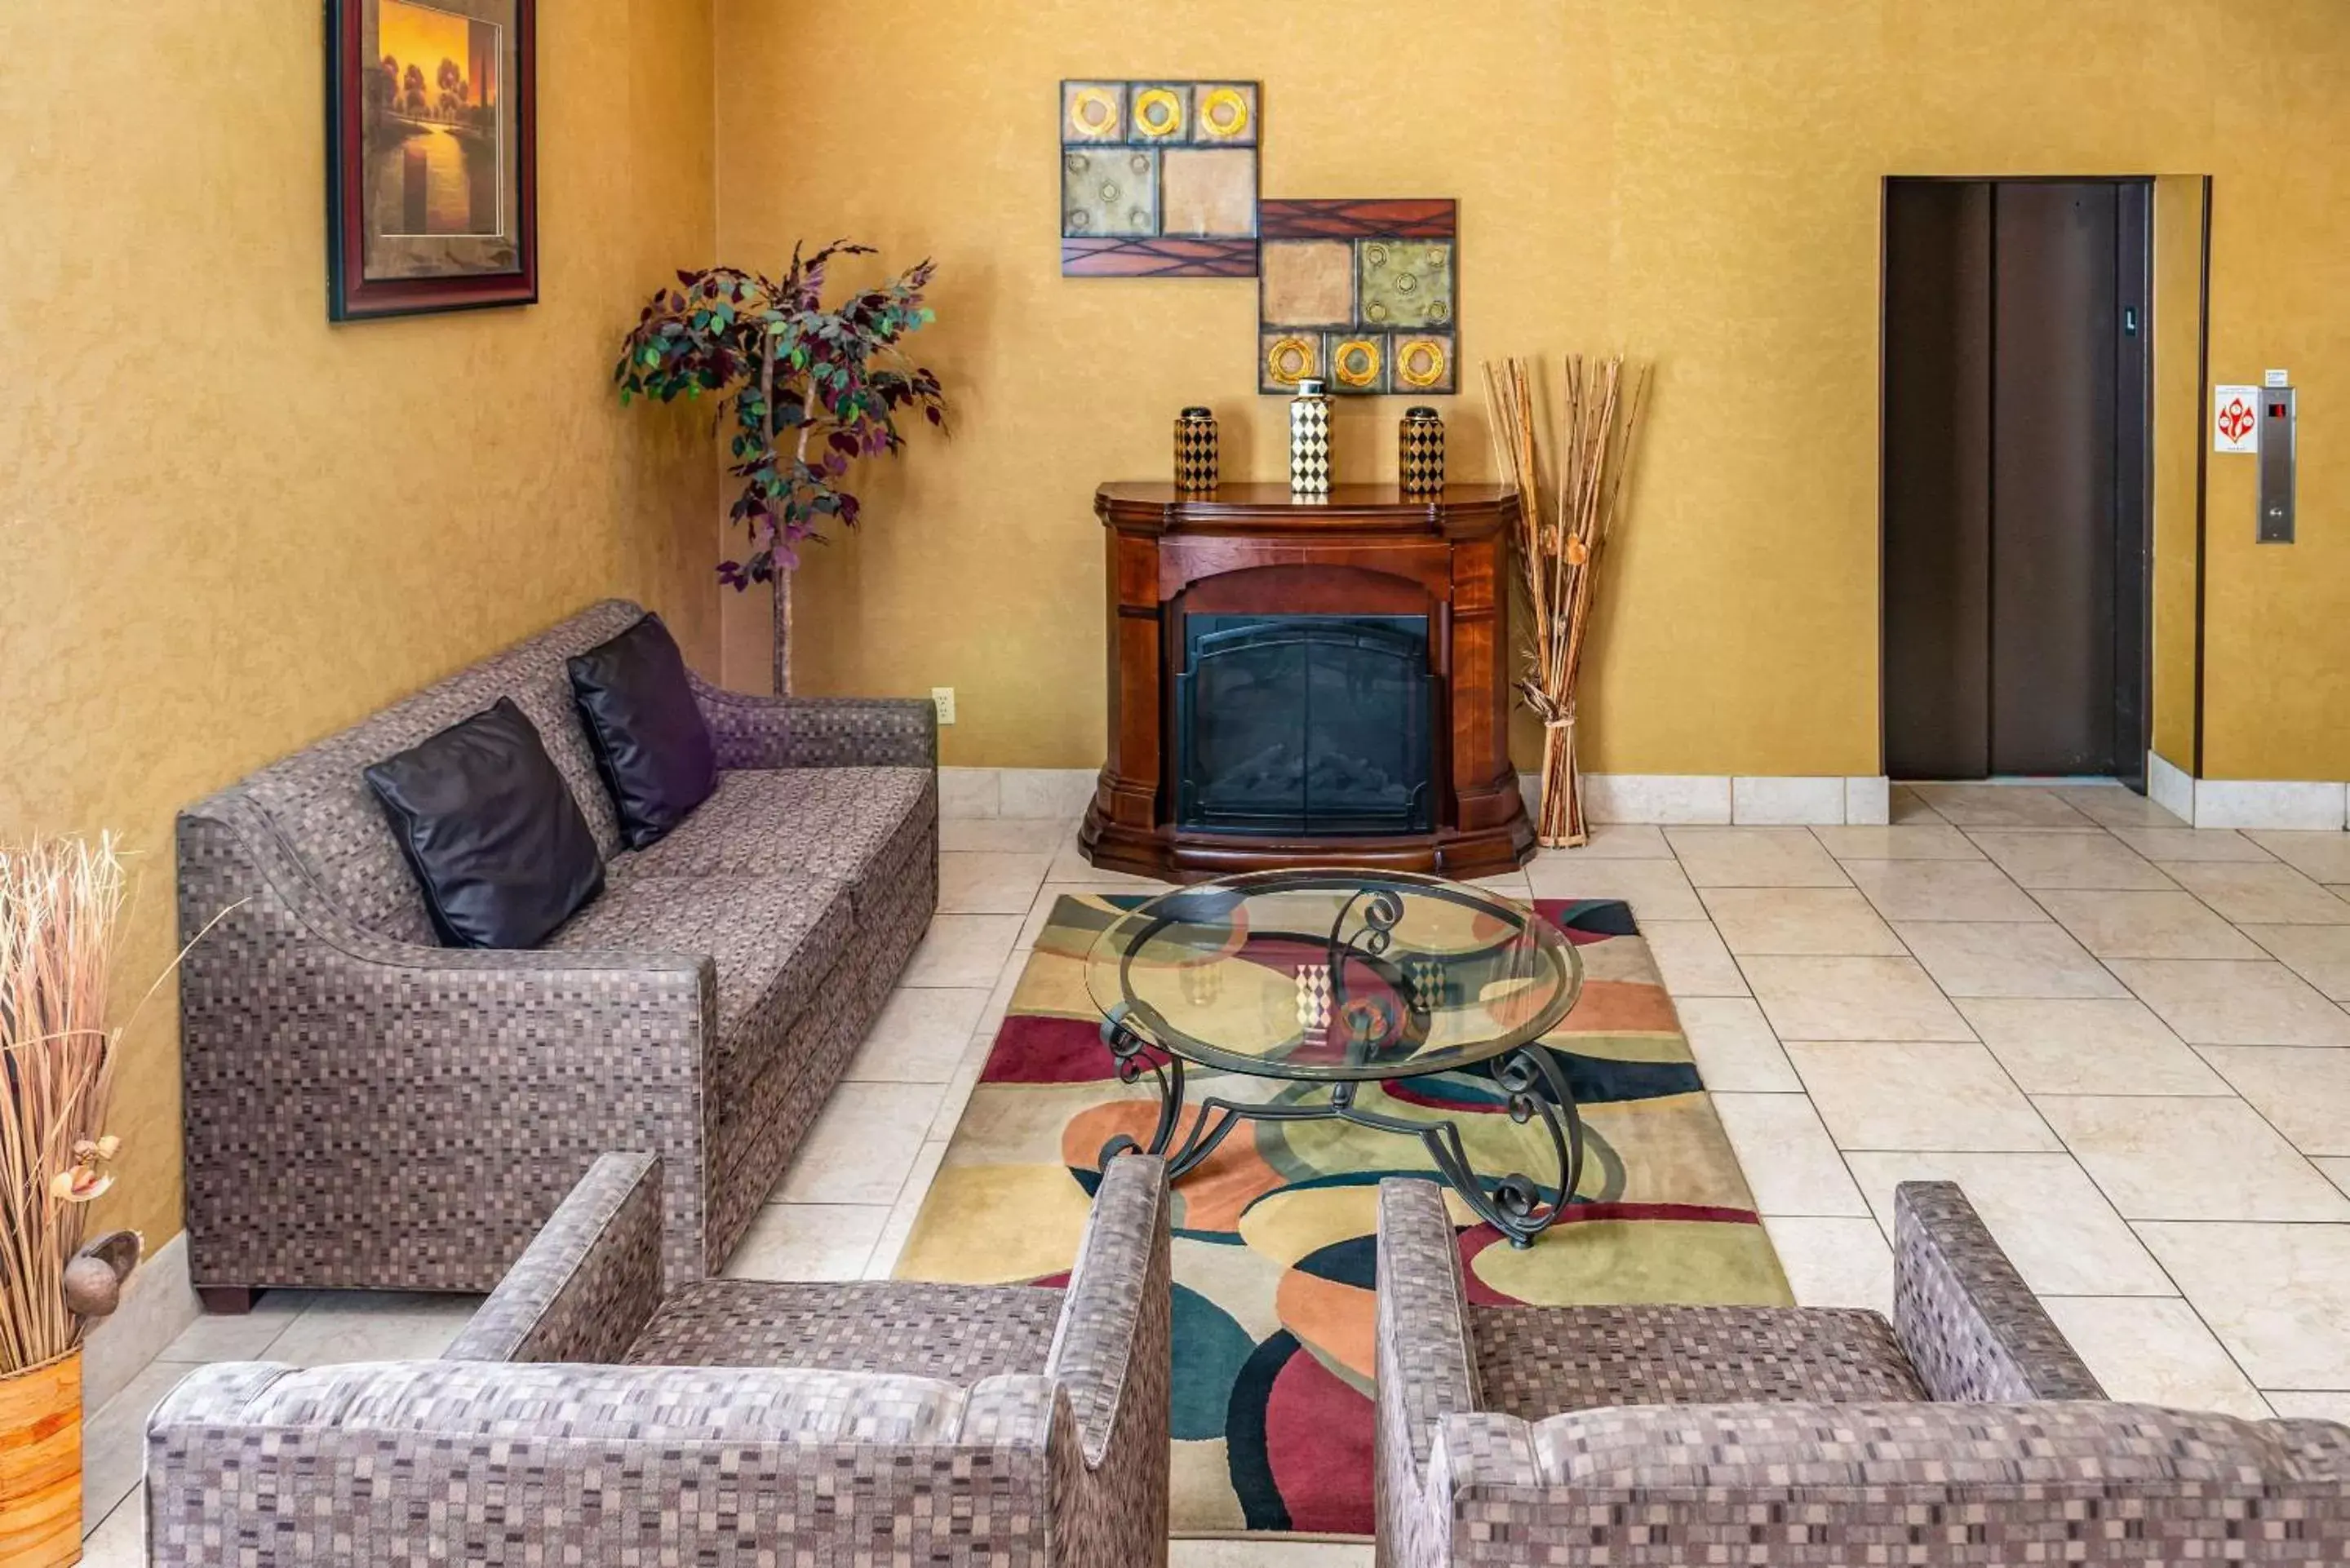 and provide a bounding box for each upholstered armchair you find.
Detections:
[147,1151,1173,1567]
[1376,1176,2350,1566]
